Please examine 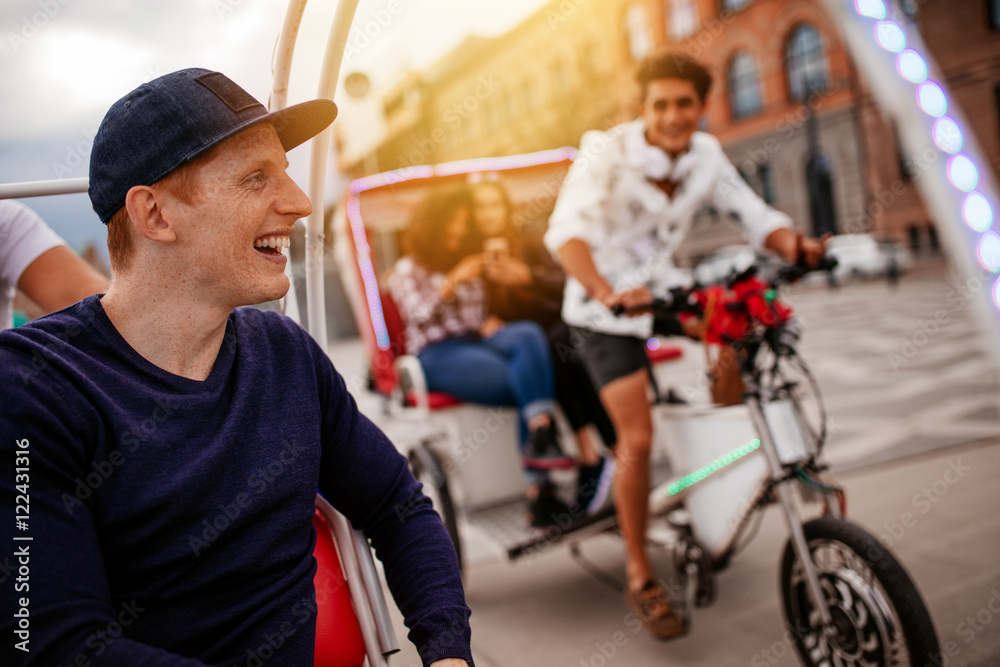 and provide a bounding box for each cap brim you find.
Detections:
[263,98,338,152]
